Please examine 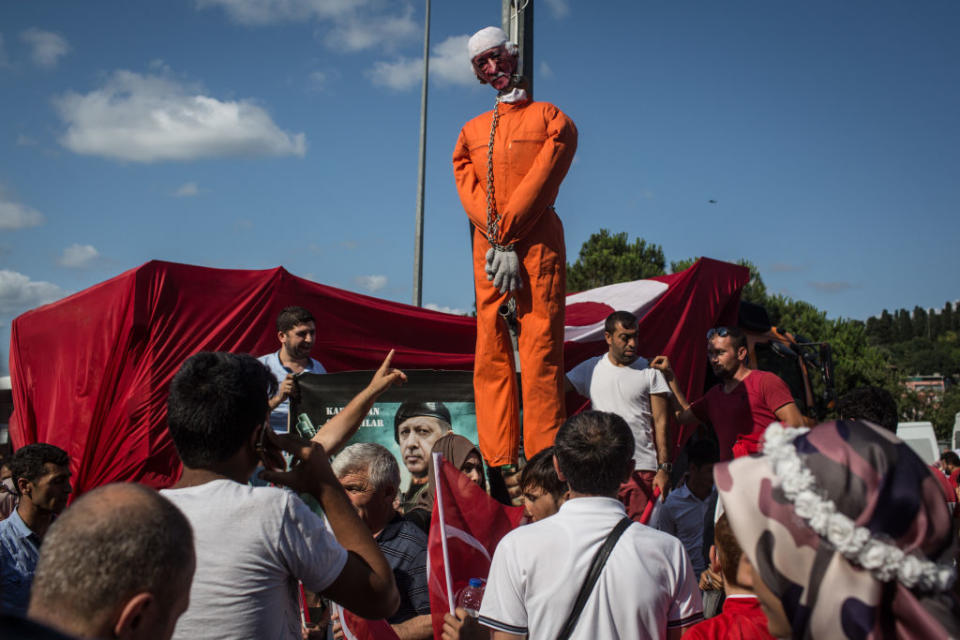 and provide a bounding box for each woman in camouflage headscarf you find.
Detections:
[716,420,959,639]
